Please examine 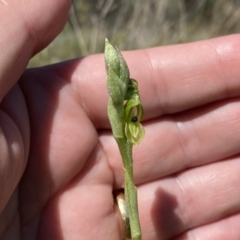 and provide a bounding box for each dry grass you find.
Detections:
[28,0,240,67]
